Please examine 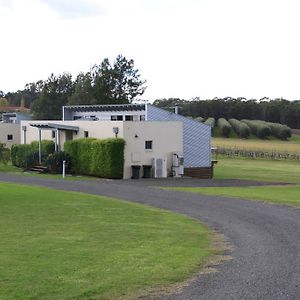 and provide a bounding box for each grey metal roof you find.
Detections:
[63,104,146,112]
[30,123,79,131]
